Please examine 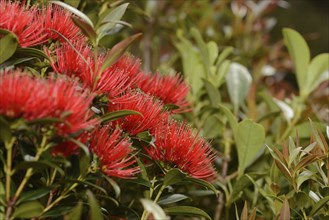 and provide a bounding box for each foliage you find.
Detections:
[0,0,328,220]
